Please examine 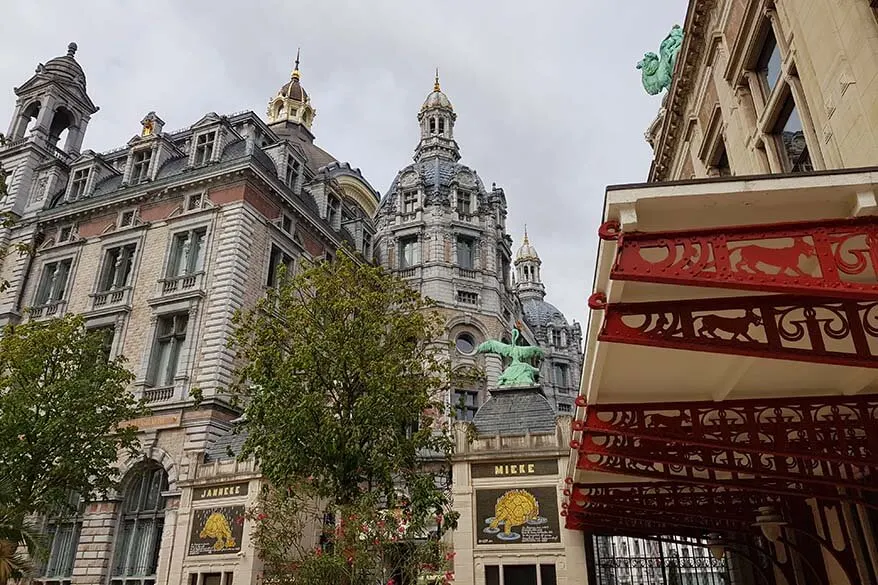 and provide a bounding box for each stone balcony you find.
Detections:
[90,286,132,310]
[28,300,66,320]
